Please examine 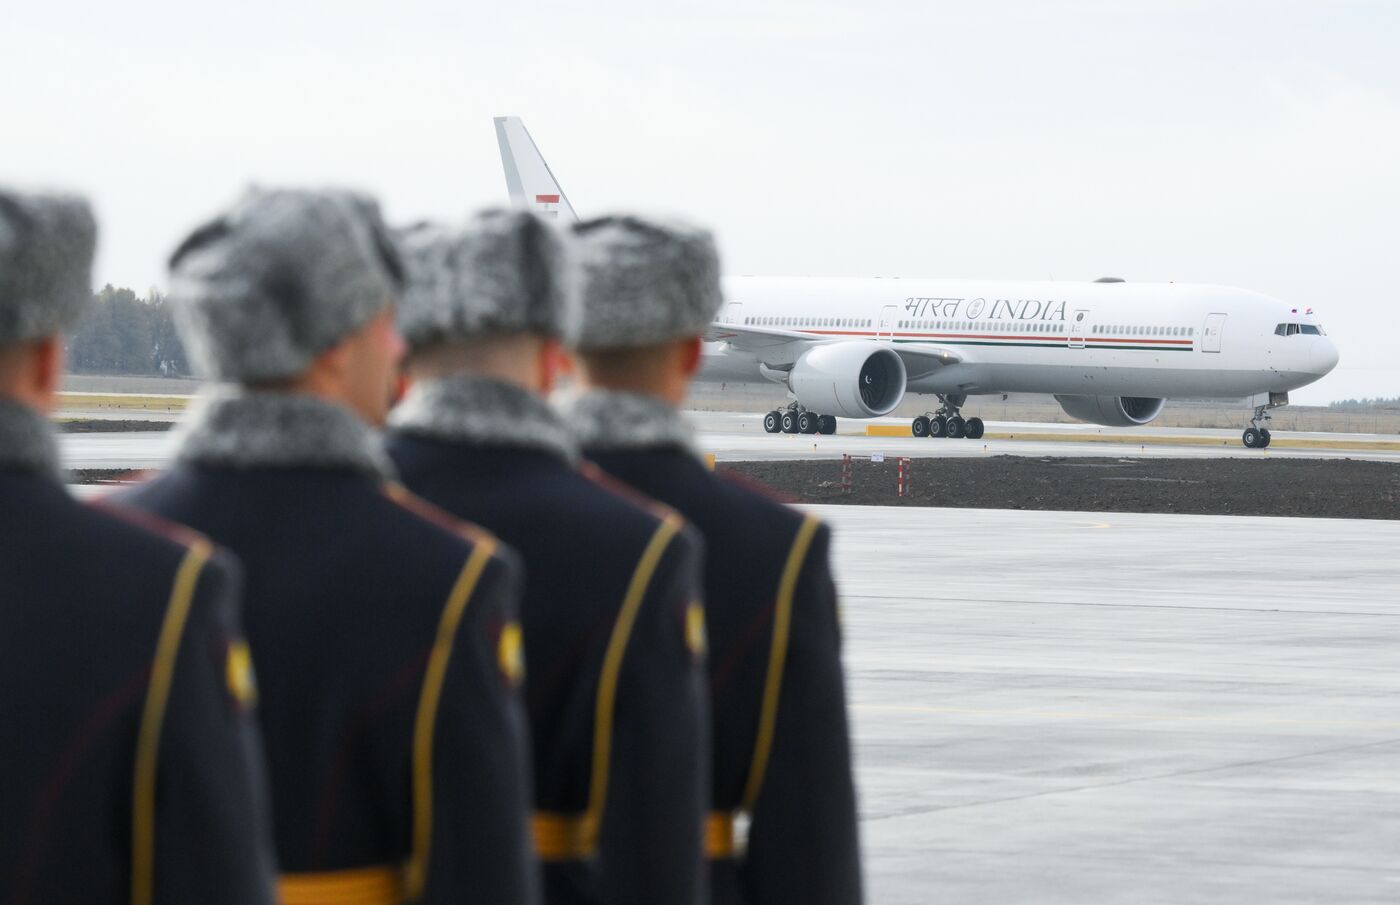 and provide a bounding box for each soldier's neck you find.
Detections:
[0,396,62,480]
